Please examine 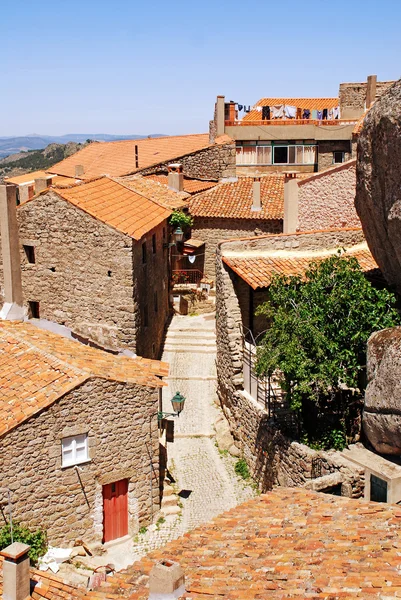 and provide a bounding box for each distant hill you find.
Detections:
[0,142,85,180]
[0,133,166,159]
